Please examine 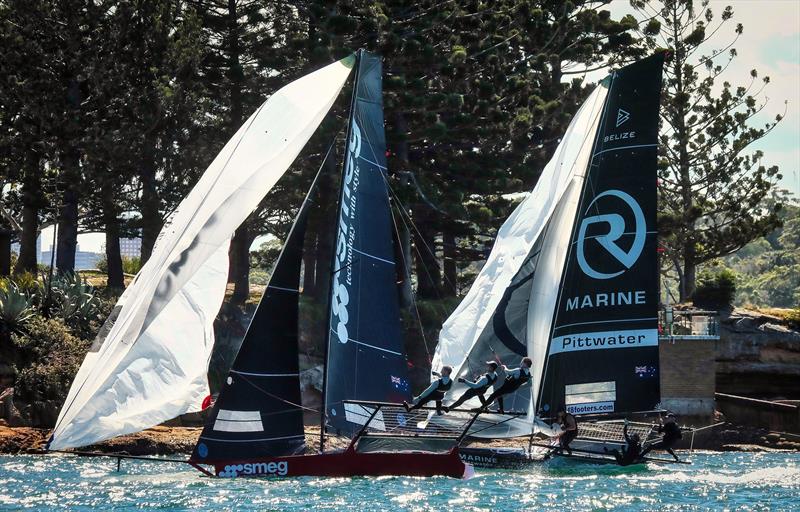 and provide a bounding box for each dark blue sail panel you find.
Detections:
[325,51,411,434]
[538,54,665,418]
[191,185,317,462]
